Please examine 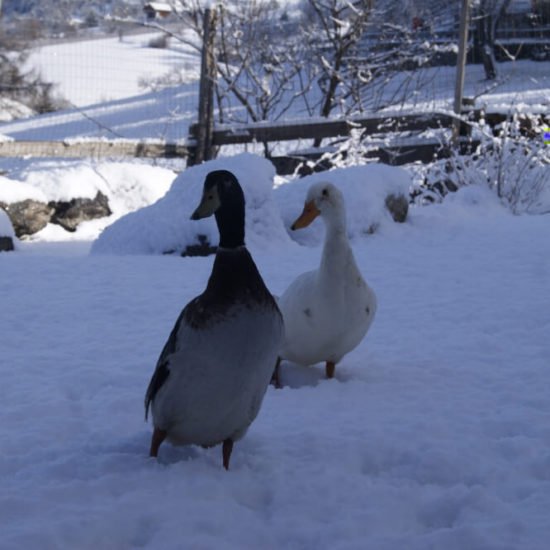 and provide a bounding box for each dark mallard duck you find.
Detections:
[145,170,283,469]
